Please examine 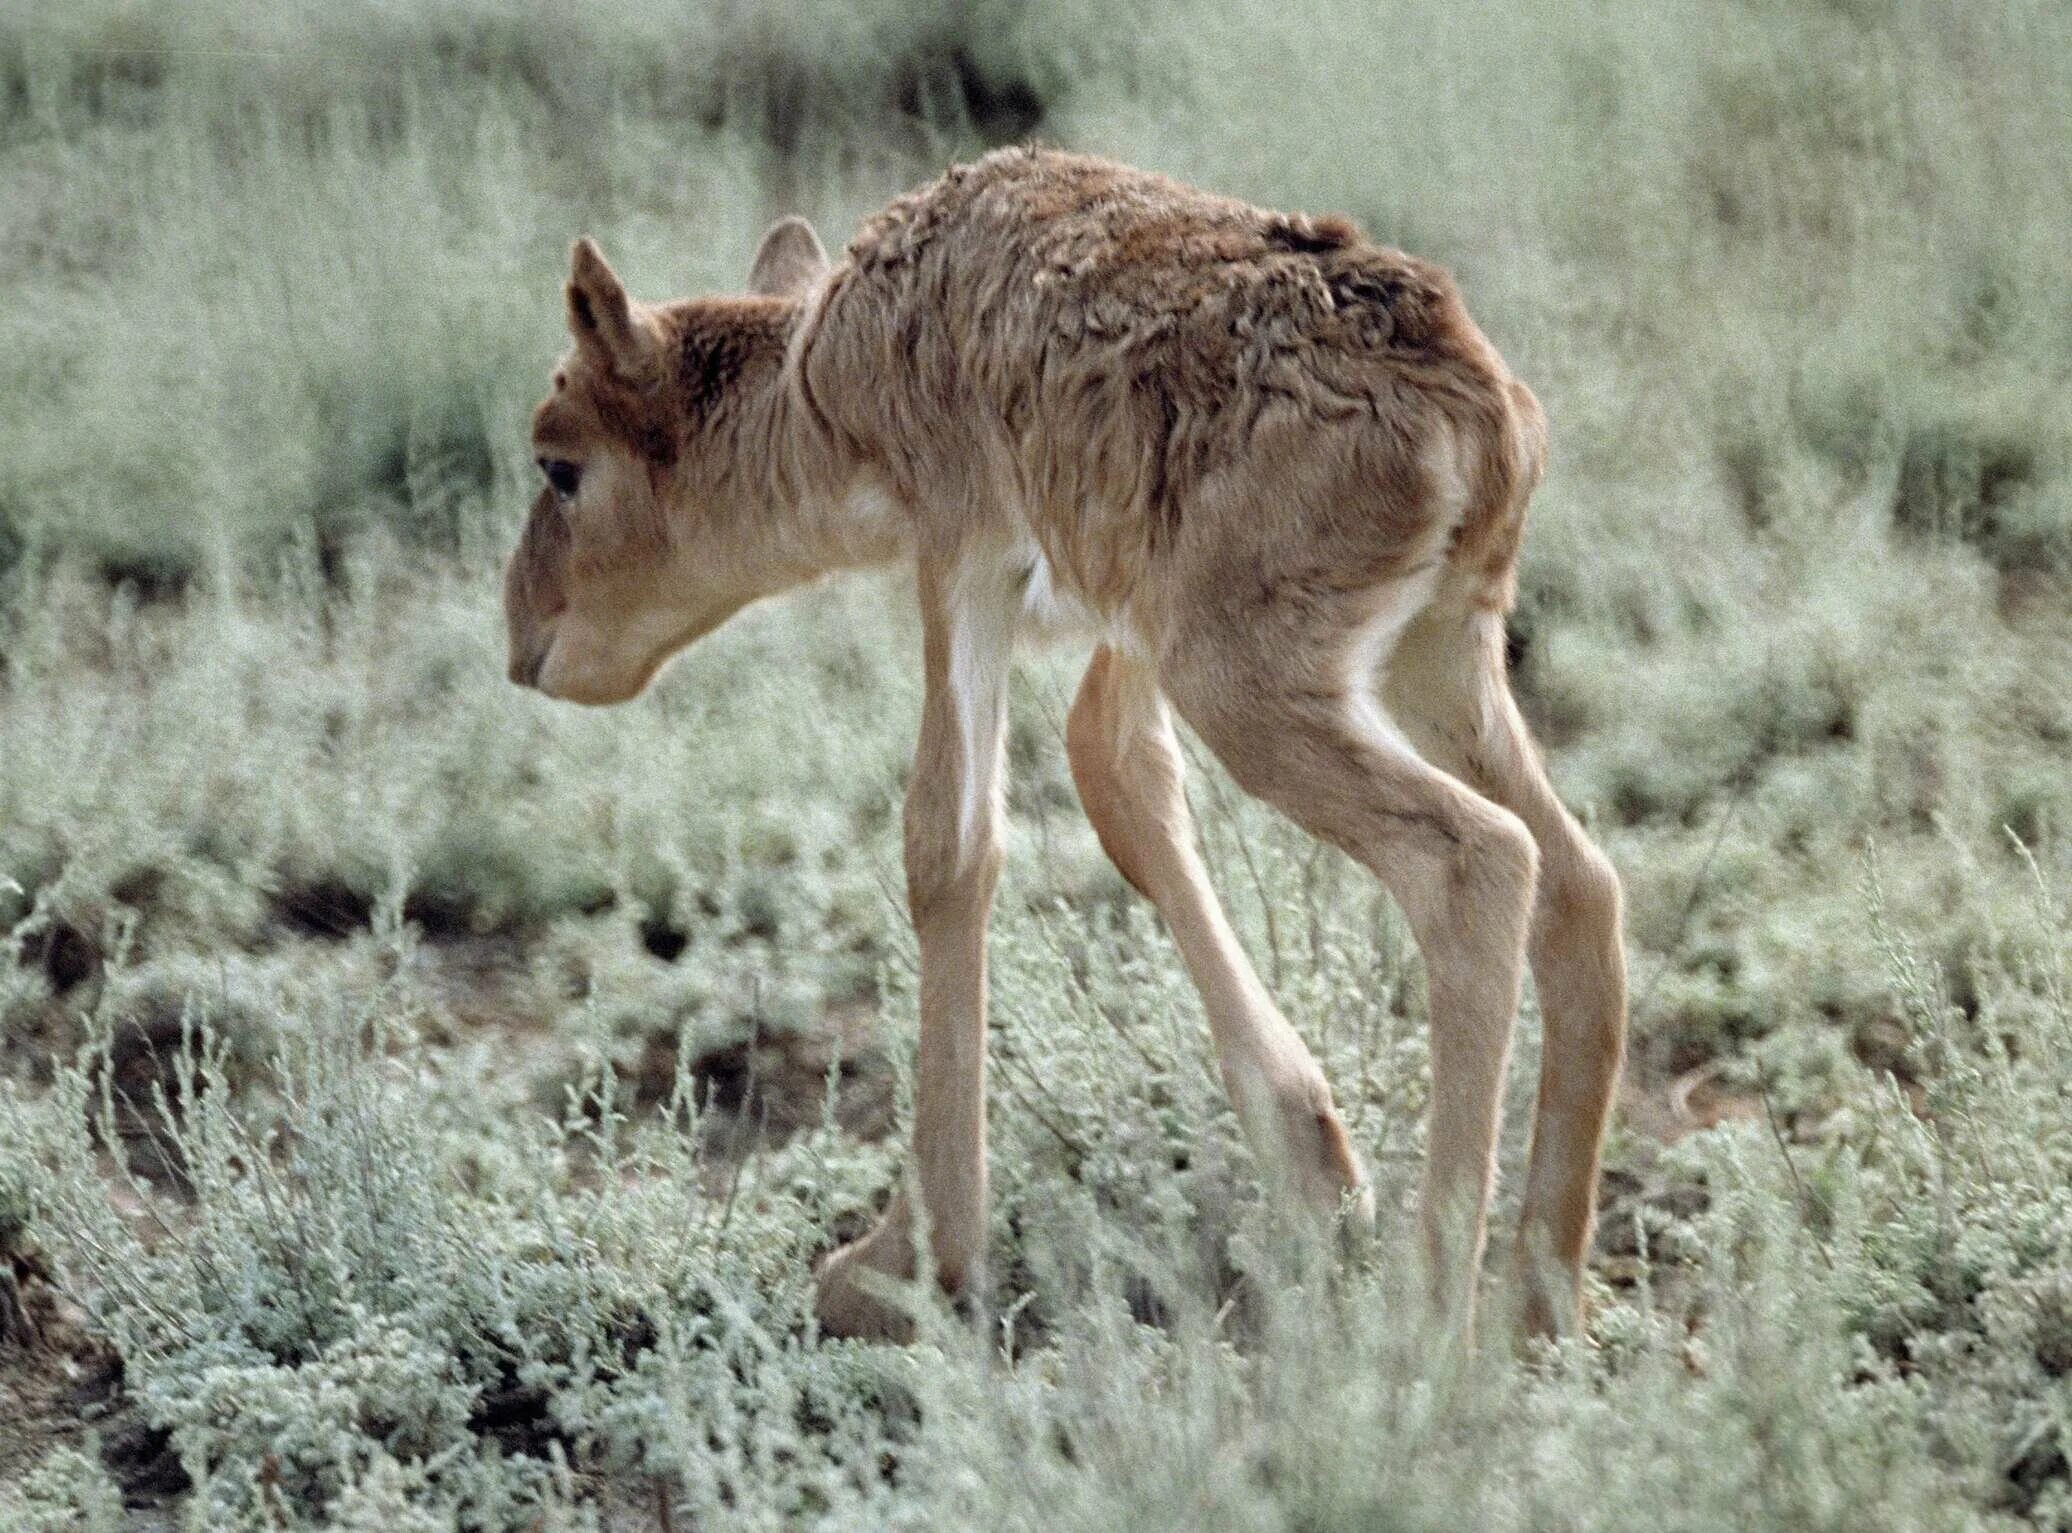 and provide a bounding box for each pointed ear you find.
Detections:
[566,238,647,373]
[747,216,829,300]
